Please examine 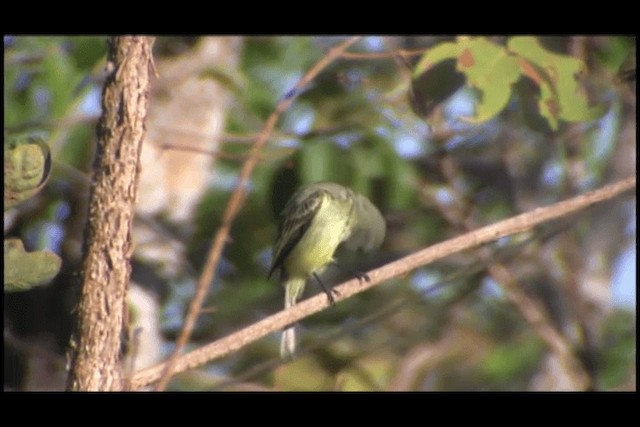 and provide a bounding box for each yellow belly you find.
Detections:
[283,194,352,279]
